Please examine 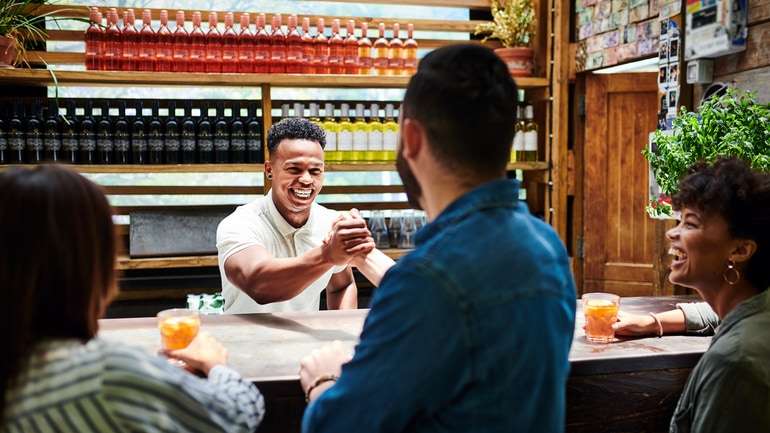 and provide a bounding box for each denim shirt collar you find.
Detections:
[415,178,521,246]
[712,289,770,345]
